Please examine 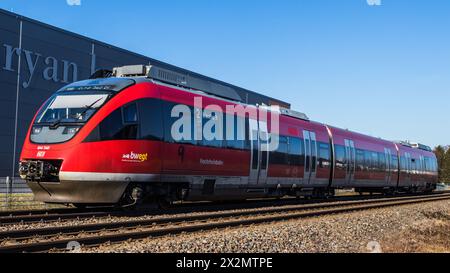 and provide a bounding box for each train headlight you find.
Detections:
[63,127,81,135]
[19,162,29,179]
[32,126,42,135]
